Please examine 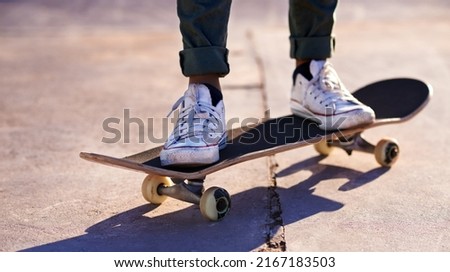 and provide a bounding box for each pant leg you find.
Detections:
[289,0,338,60]
[177,0,232,77]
